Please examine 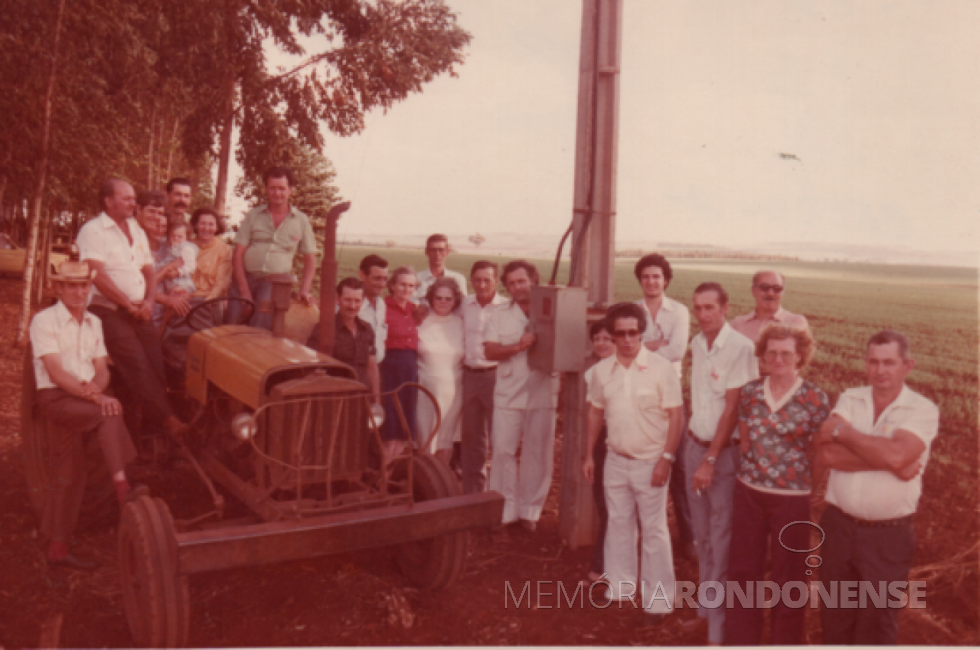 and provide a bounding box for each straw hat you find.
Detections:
[51,260,96,283]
